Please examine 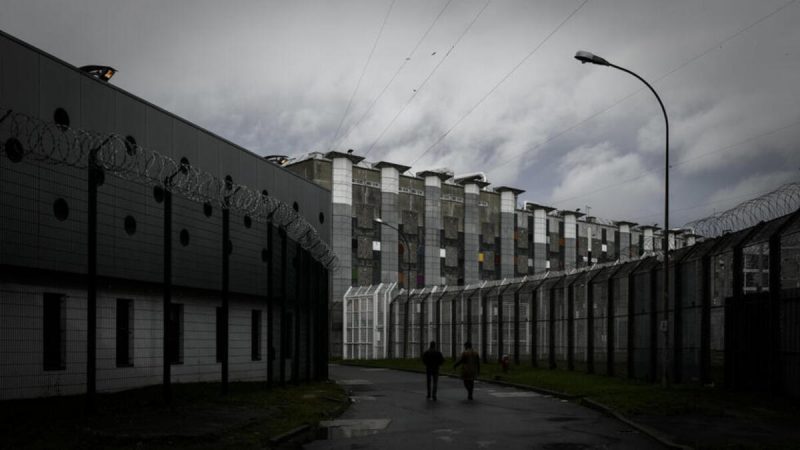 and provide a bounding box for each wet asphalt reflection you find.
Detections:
[304,364,665,450]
